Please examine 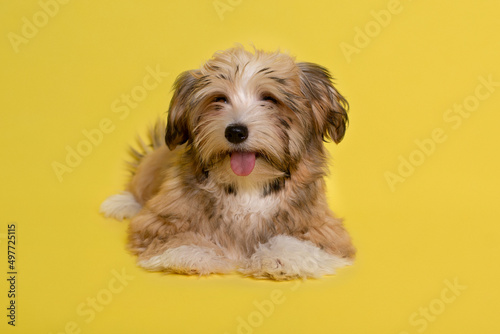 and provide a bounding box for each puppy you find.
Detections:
[101,47,355,280]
